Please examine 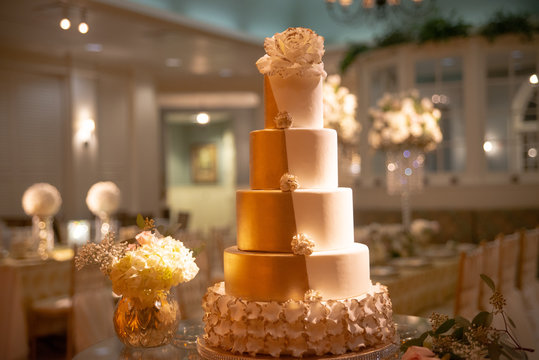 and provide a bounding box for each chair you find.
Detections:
[177,212,190,231]
[28,246,114,358]
[478,238,500,311]
[175,231,210,320]
[454,246,483,319]
[495,231,537,358]
[517,228,539,341]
